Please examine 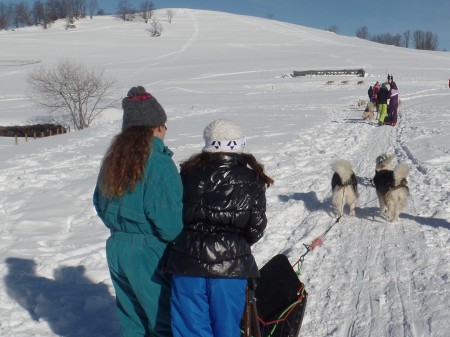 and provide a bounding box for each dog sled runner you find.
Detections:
[242,254,308,337]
